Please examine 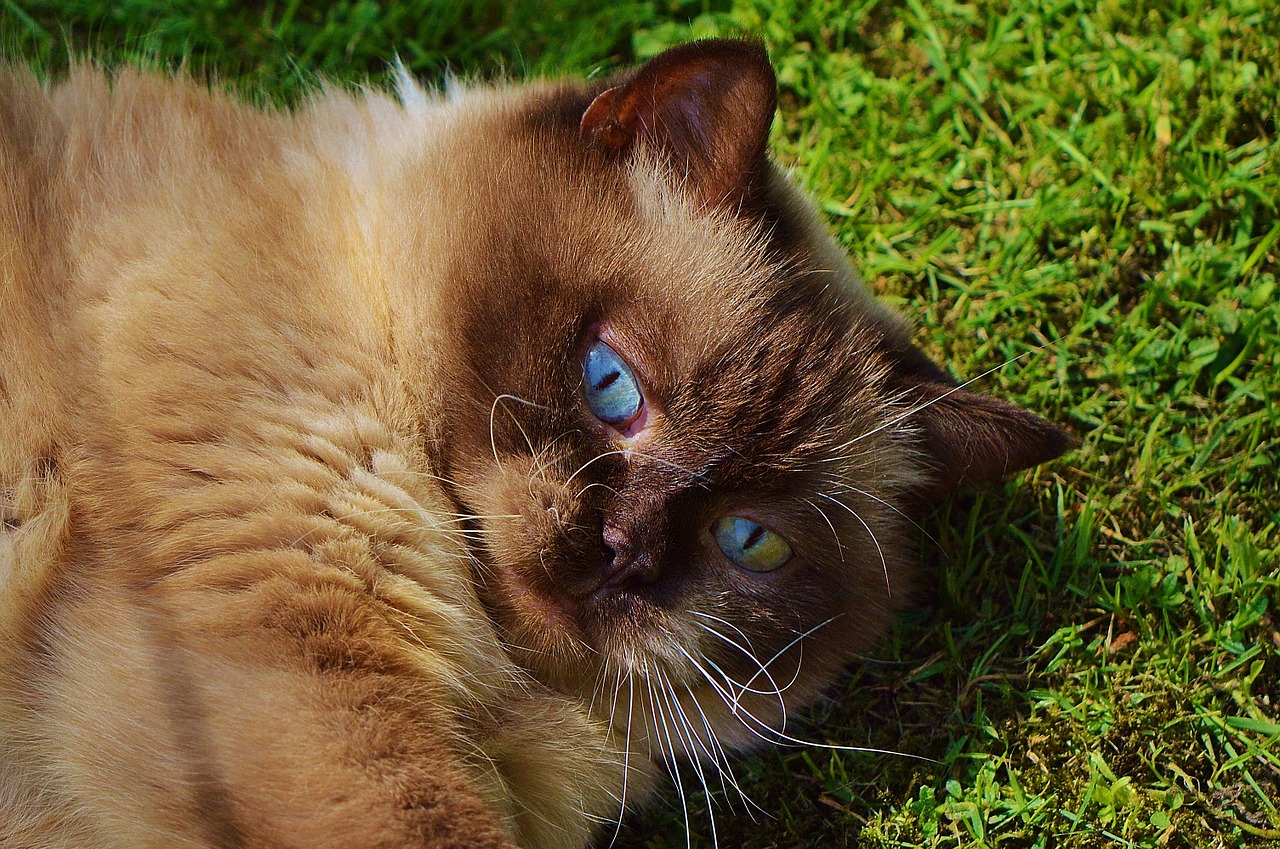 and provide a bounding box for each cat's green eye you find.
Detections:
[712,516,792,573]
